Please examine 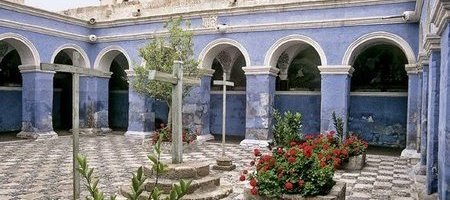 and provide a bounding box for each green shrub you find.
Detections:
[272,110,303,148]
